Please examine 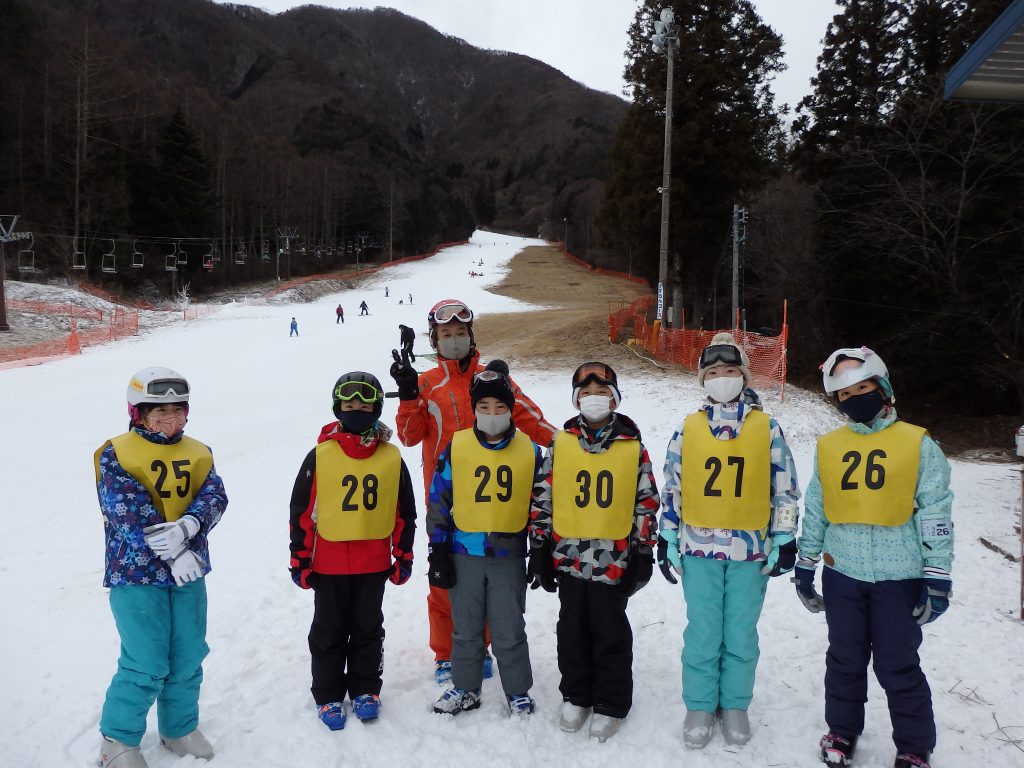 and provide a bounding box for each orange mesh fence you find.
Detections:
[609,296,789,397]
[555,244,650,287]
[265,241,469,298]
[0,306,138,366]
[183,304,220,321]
[8,299,104,321]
